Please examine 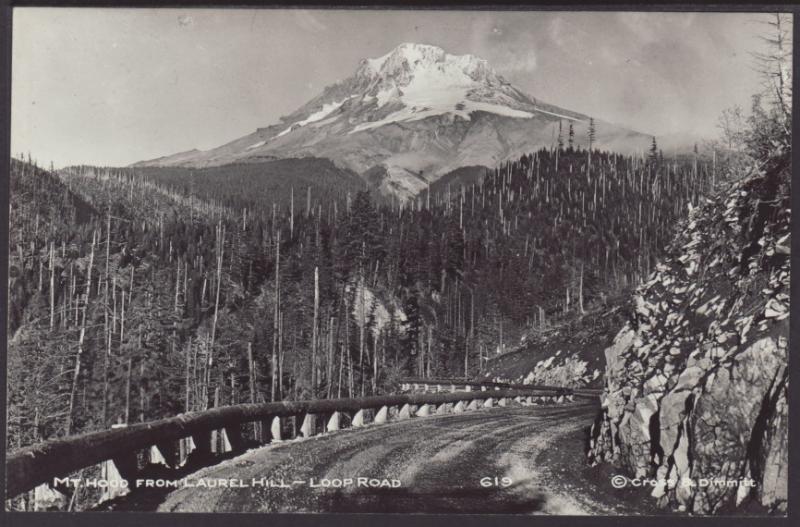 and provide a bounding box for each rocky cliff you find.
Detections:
[588,145,790,514]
